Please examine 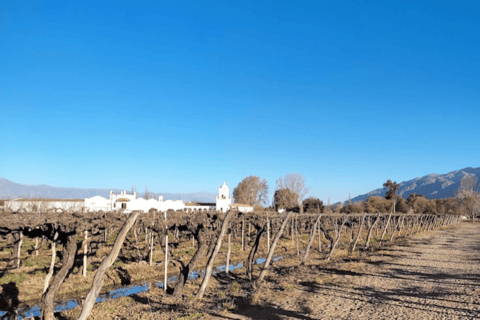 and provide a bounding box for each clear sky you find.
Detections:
[1,0,479,203]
